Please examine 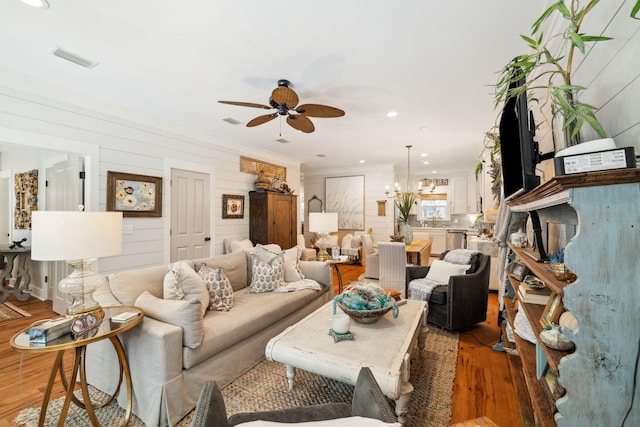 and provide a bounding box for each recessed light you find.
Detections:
[386,111,398,118]
[421,153,428,157]
[432,171,438,174]
[20,0,49,8]
[423,161,430,165]
[359,160,365,163]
